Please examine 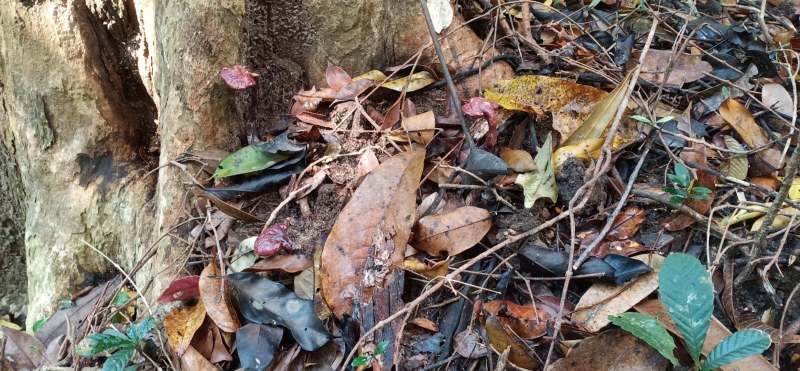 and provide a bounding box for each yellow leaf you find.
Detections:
[552,138,603,173]
[353,70,388,84]
[563,71,634,147]
[789,178,800,201]
[751,207,800,231]
[381,71,437,92]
